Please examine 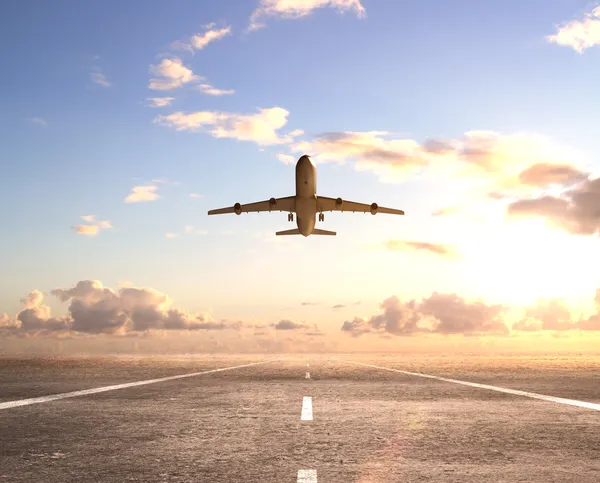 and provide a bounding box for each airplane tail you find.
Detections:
[275,228,337,236]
